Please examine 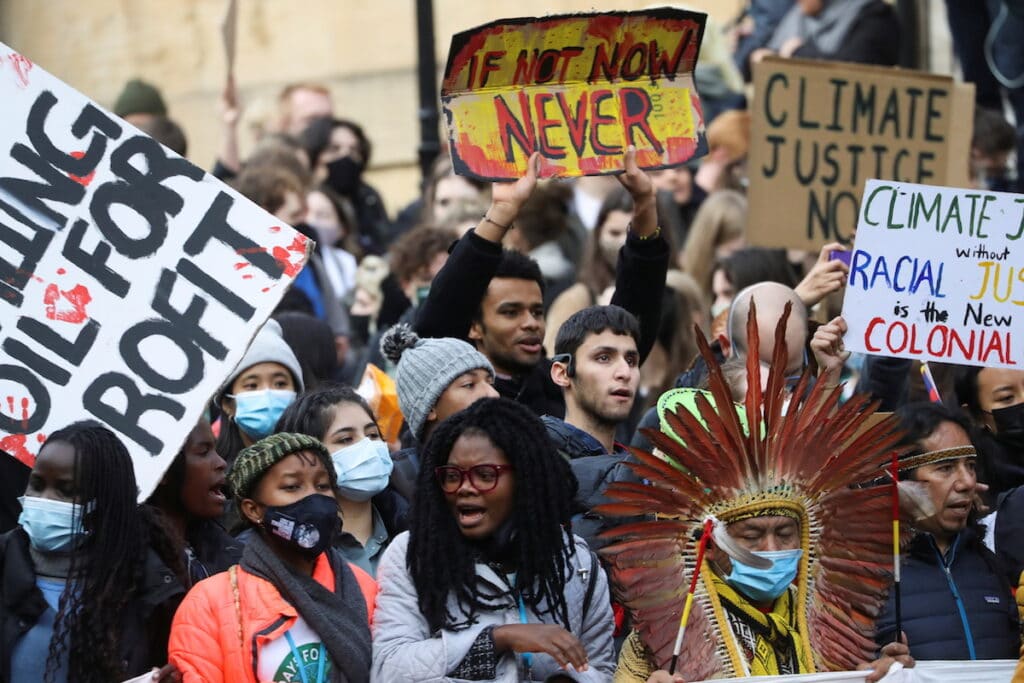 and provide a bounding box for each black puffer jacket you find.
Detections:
[875,529,1019,660]
[0,528,183,682]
